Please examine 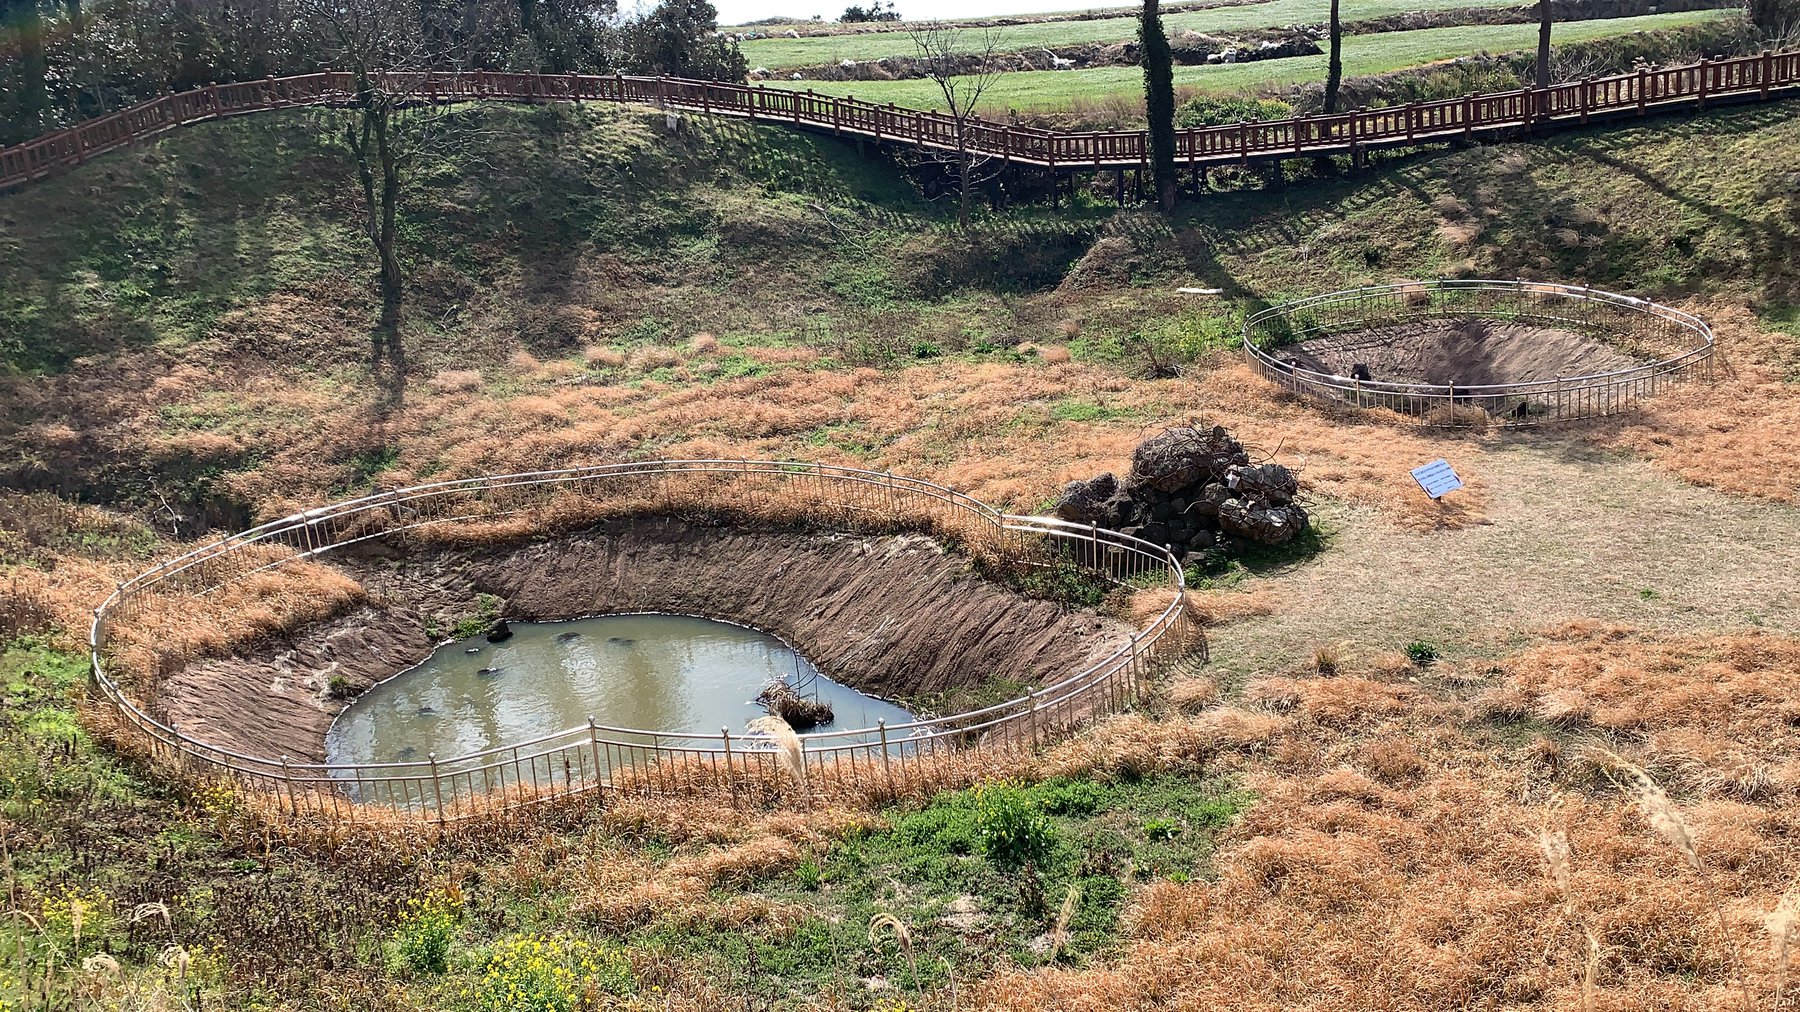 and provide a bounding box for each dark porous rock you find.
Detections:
[1217,499,1309,545]
[1188,529,1217,550]
[1150,500,1174,521]
[1138,521,1171,546]
[1054,472,1120,525]
[1226,463,1300,507]
[1130,425,1251,492]
[1107,494,1144,526]
[486,619,513,643]
[1192,482,1232,518]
